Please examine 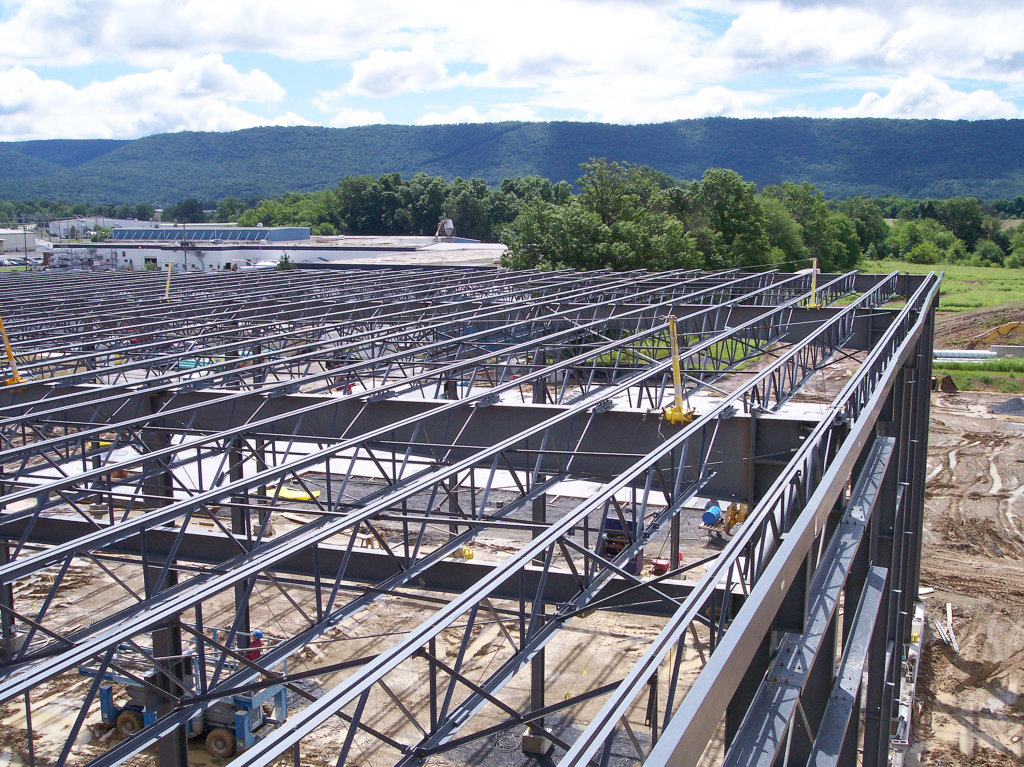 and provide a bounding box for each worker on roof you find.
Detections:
[435,216,454,239]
